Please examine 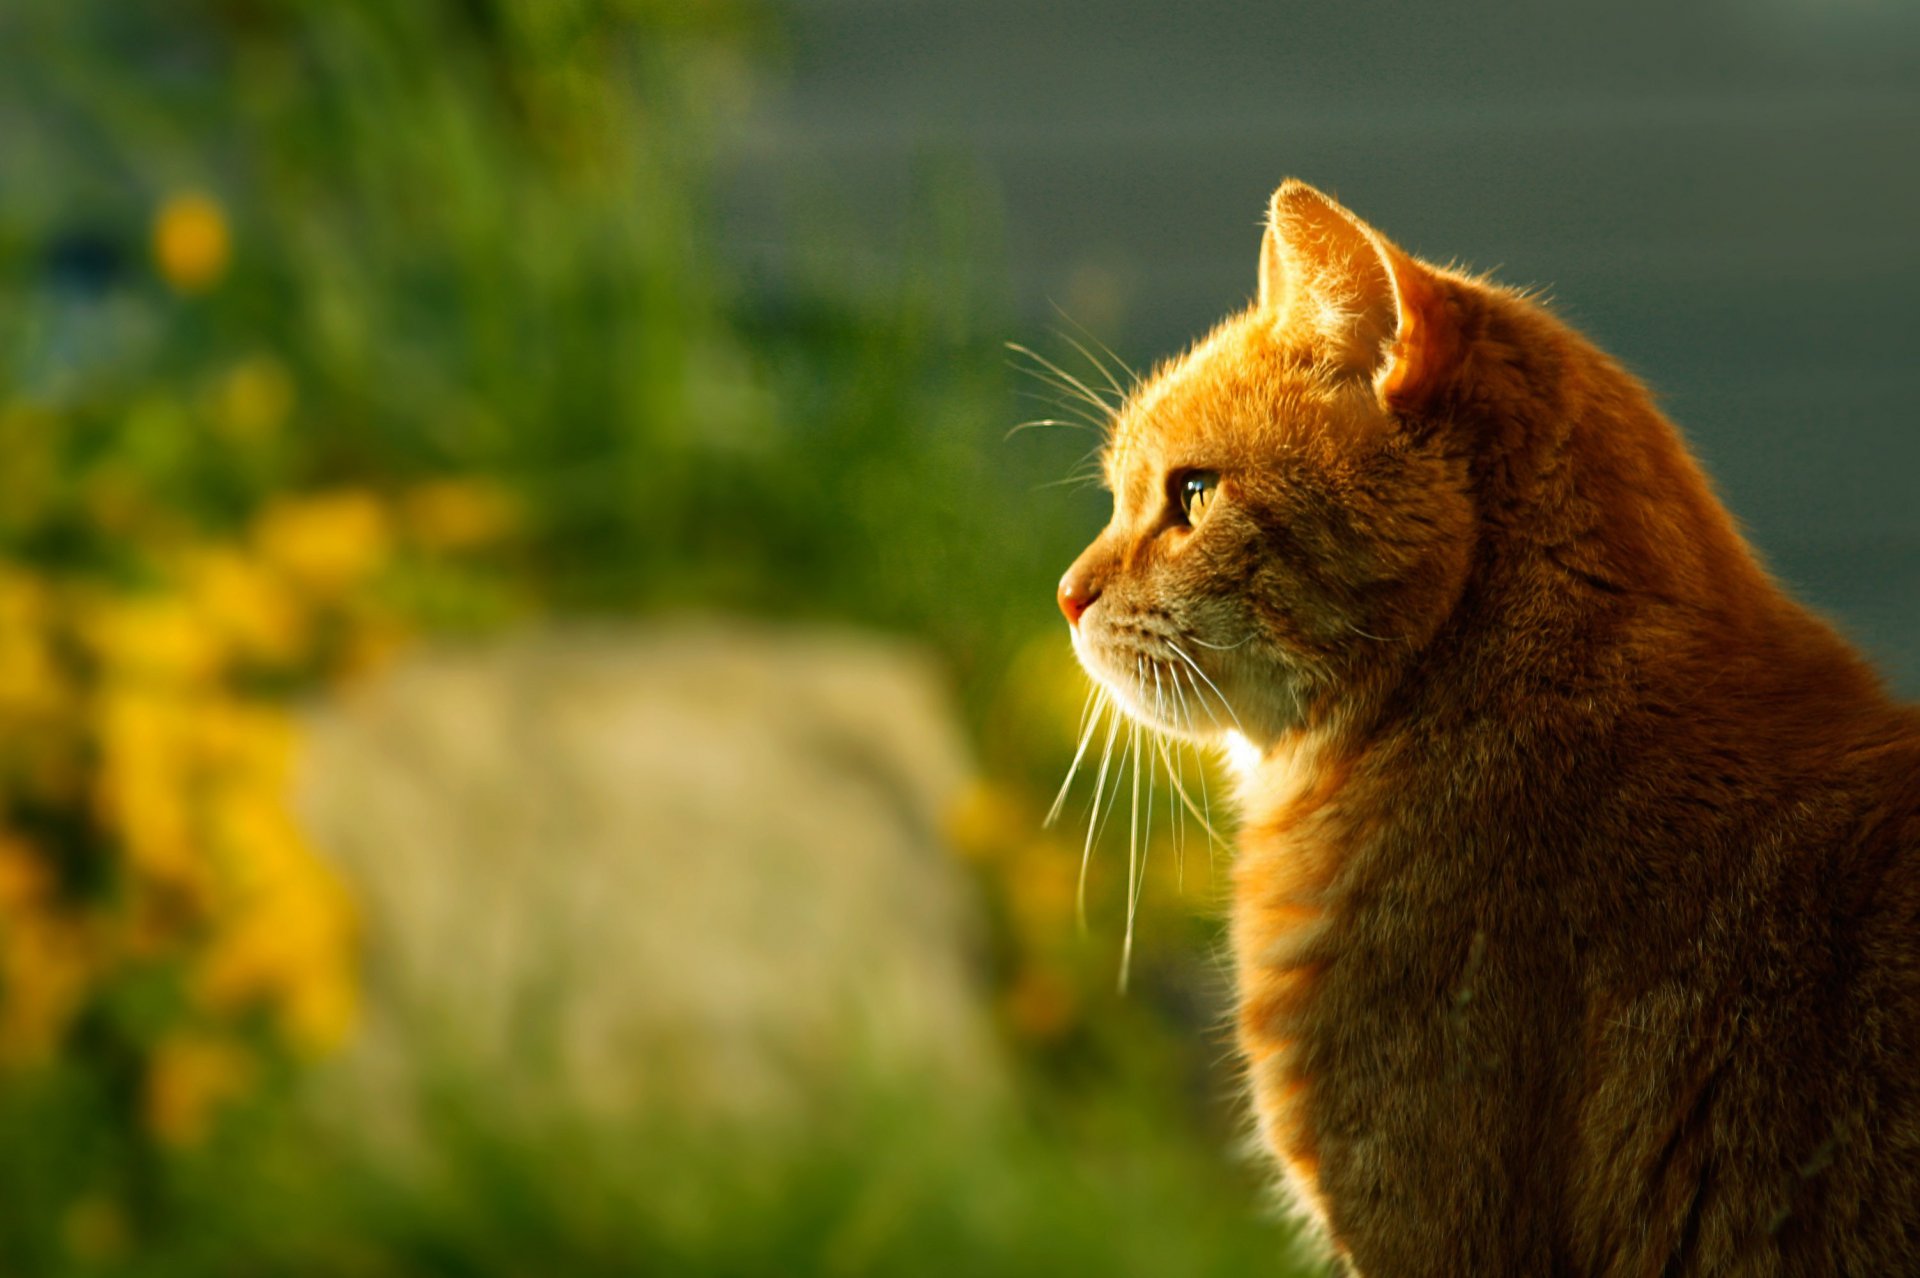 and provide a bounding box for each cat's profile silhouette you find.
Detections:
[1058,179,1920,1276]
